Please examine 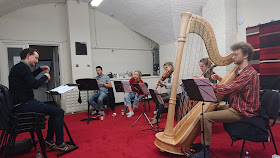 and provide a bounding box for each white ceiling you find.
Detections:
[0,0,207,44]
